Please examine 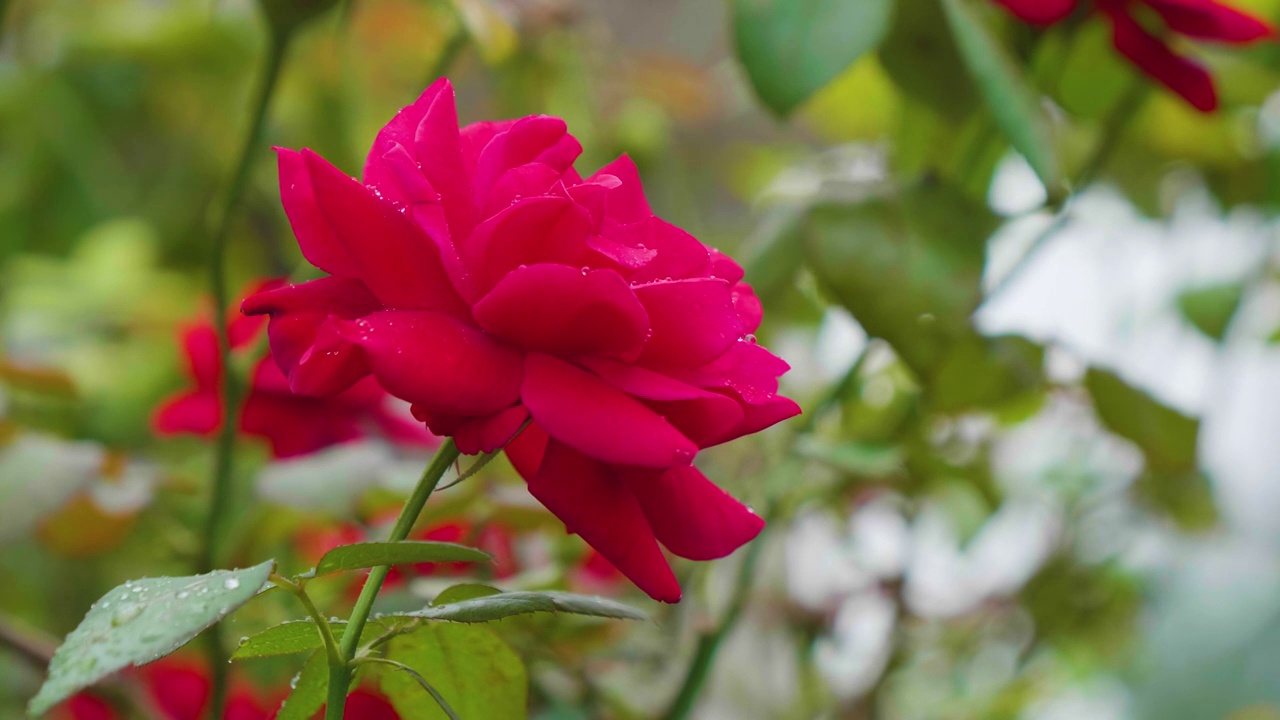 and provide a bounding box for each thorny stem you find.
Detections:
[325,439,462,720]
[199,24,294,720]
